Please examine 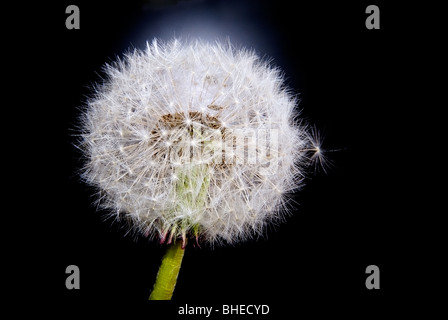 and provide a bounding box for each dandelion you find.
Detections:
[79,39,322,299]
